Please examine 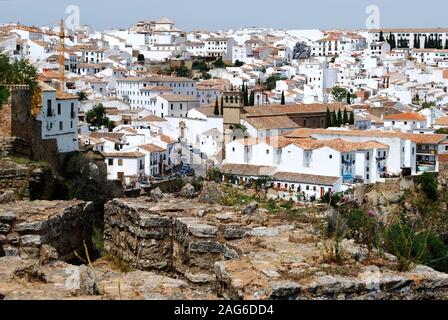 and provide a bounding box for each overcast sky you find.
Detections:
[0,0,446,31]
